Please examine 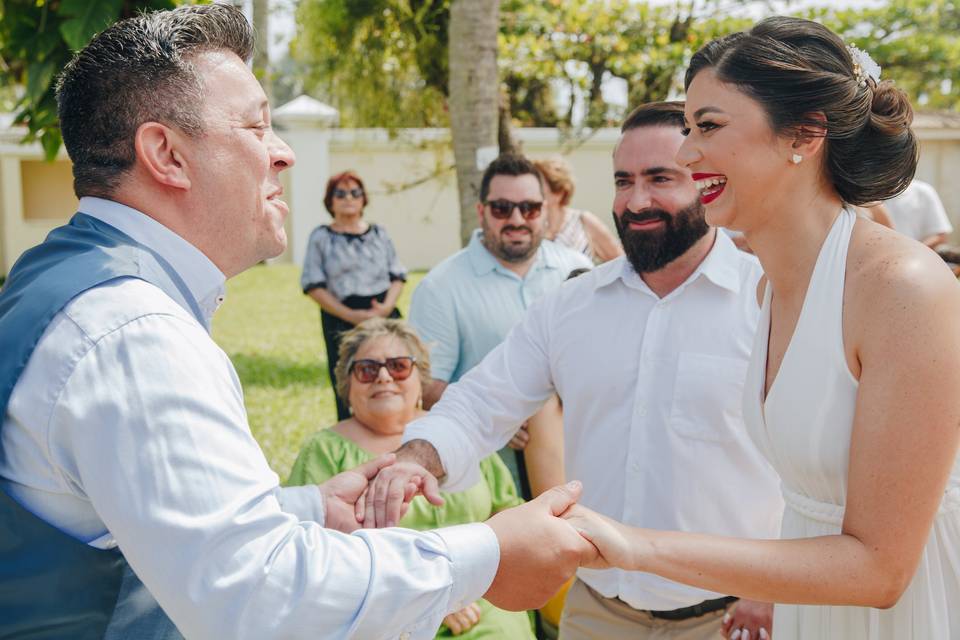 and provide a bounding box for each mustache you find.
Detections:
[619,208,670,226]
[500,224,532,234]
